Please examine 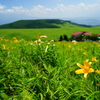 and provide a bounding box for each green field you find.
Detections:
[0,36,100,99]
[0,24,100,99]
[0,26,100,41]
